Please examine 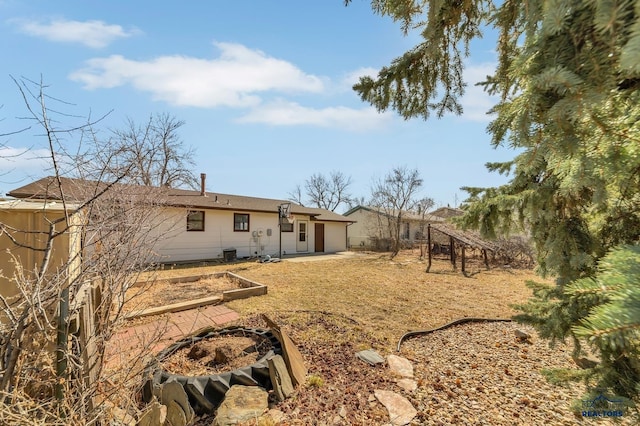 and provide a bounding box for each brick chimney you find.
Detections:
[200,173,206,196]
